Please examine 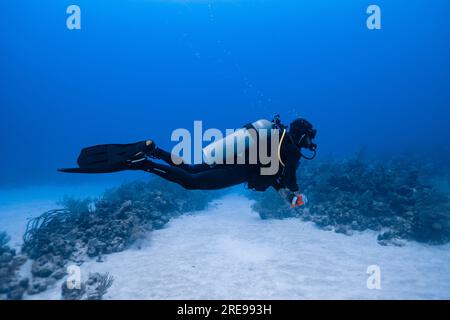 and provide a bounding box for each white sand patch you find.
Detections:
[33,194,450,300]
